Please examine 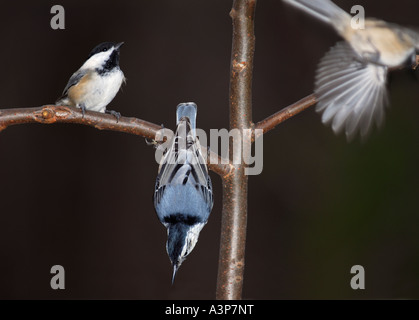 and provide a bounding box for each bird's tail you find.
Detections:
[55,96,70,106]
[176,102,197,131]
[283,0,350,30]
